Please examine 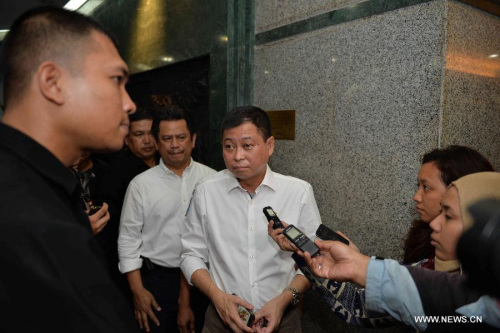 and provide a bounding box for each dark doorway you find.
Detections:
[126,55,210,166]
